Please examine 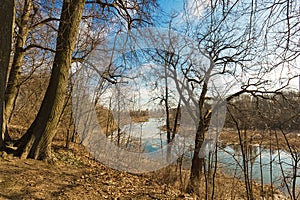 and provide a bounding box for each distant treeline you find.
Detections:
[225,91,300,131]
[130,110,149,118]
